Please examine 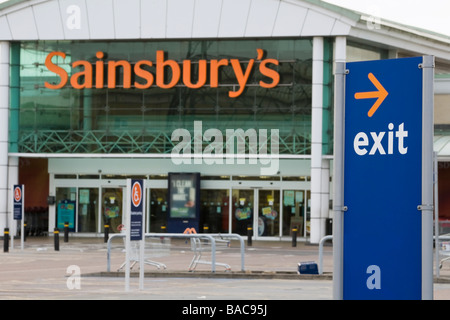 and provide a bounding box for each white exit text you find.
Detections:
[353,122,408,156]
